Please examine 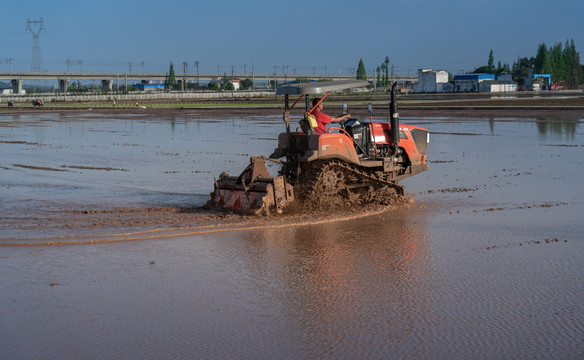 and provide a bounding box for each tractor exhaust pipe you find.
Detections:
[389,82,401,163]
[389,82,399,146]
